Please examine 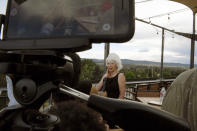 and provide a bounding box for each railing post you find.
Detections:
[104,42,110,70]
[190,12,196,69]
[160,28,165,82]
